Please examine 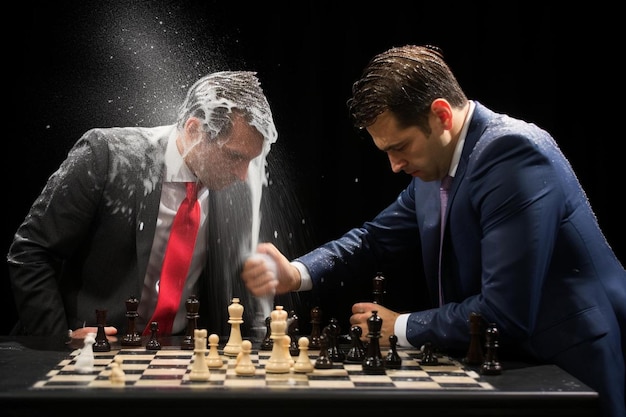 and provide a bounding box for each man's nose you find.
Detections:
[389,155,406,173]
[235,163,249,181]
